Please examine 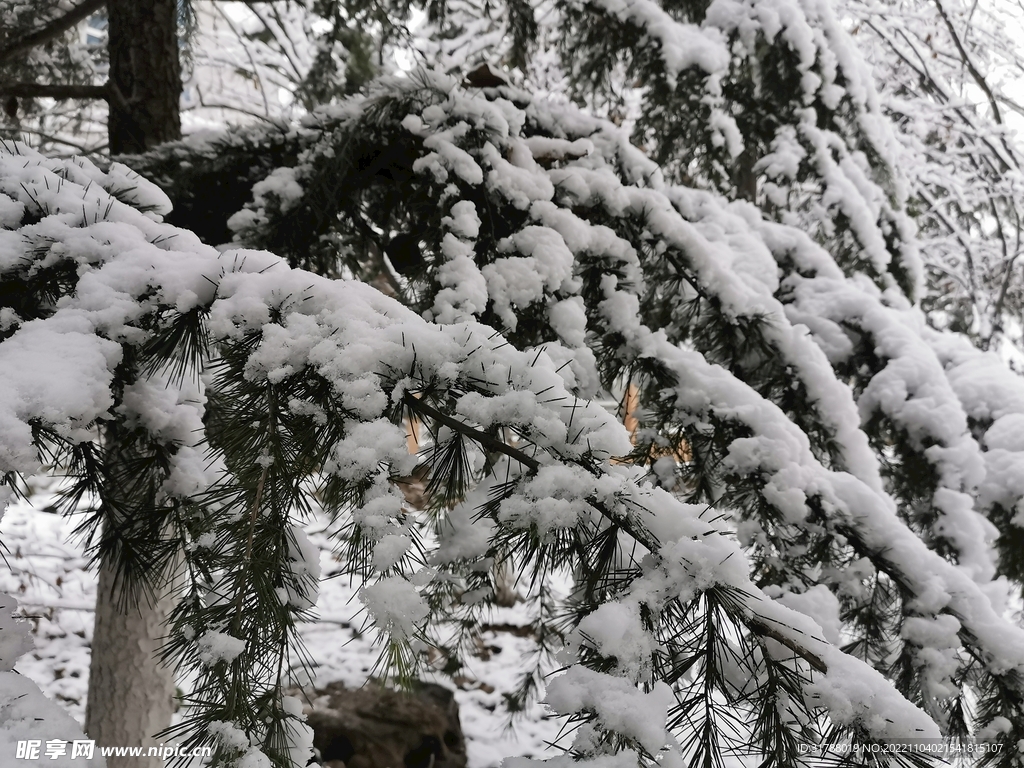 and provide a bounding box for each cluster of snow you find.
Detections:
[197,631,247,668]
[432,200,489,323]
[546,669,674,753]
[208,720,269,768]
